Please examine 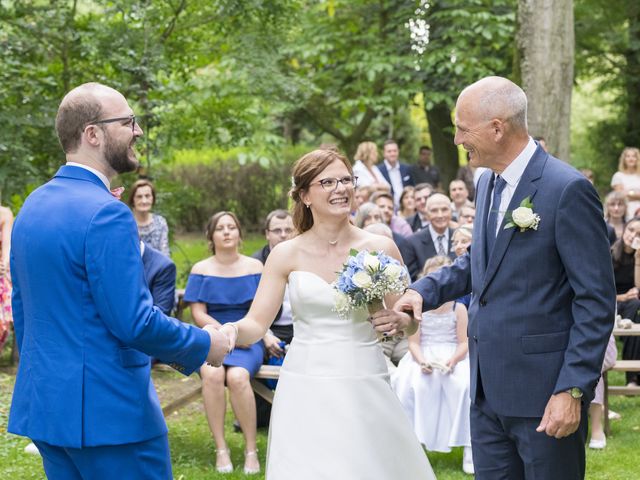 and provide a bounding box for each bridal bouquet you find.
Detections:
[332,249,410,319]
